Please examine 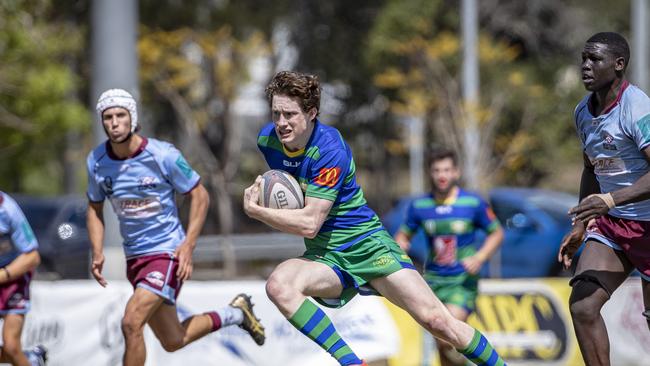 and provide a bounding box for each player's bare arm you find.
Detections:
[243,176,333,238]
[560,153,600,268]
[571,147,650,223]
[87,200,107,287]
[0,250,40,285]
[394,231,412,251]
[463,226,504,275]
[175,184,209,282]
